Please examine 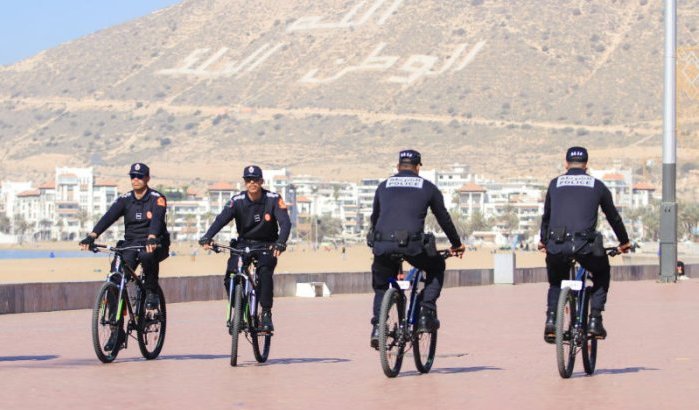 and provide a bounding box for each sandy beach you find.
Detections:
[0,241,675,284]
